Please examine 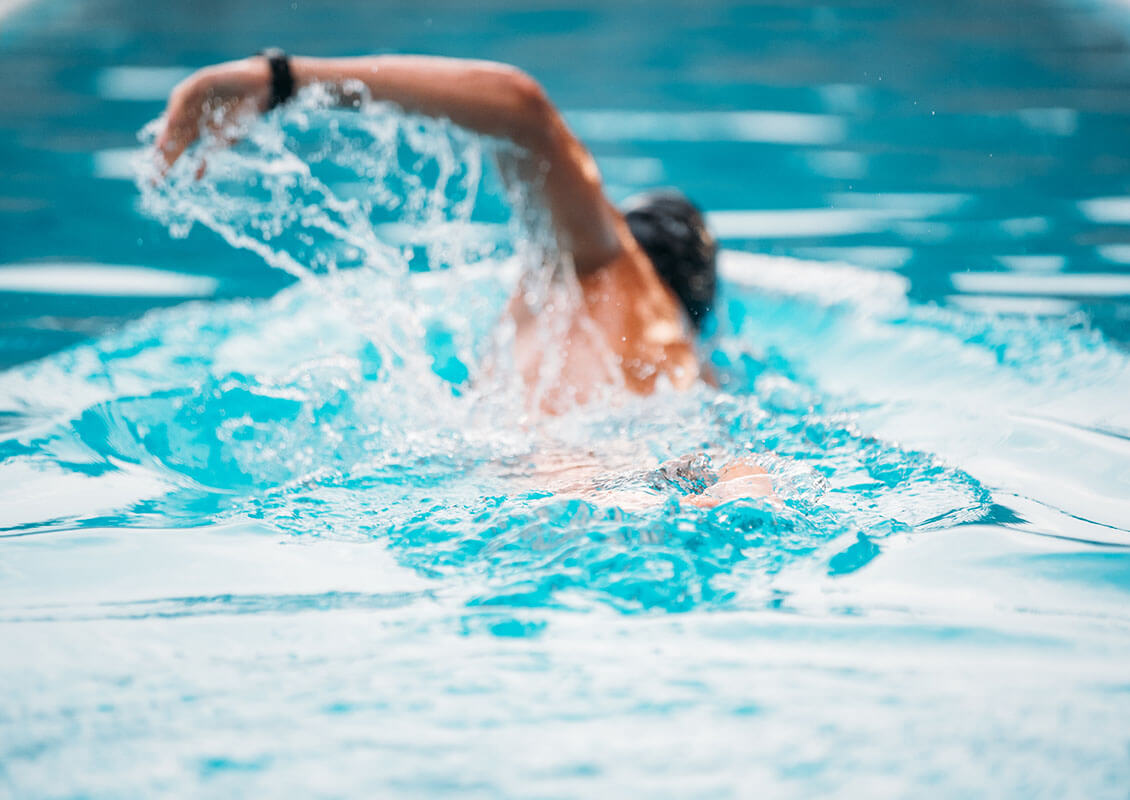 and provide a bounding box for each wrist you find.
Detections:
[288,55,312,90]
[247,57,273,97]
[258,49,295,109]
